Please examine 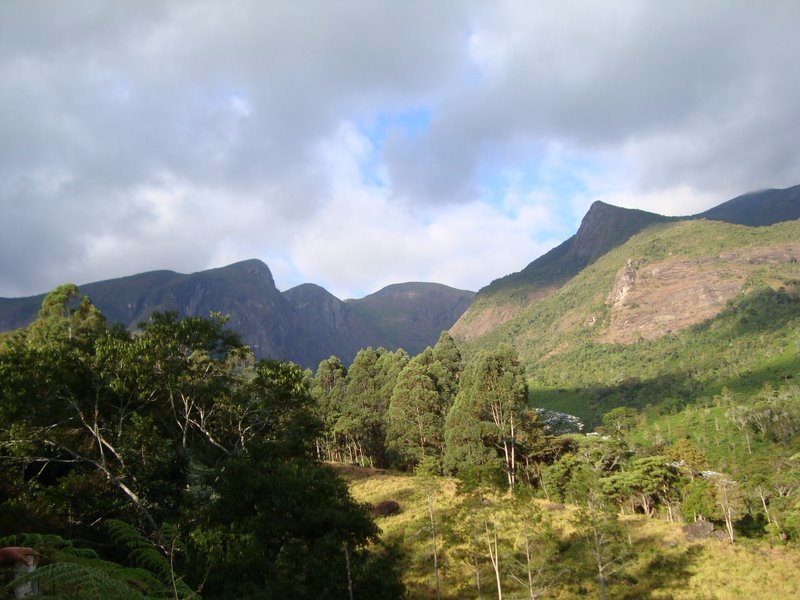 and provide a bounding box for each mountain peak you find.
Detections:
[211,258,271,274]
[362,282,474,302]
[572,202,671,261]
